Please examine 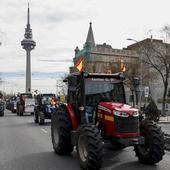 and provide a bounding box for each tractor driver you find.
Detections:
[99,93,111,102]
